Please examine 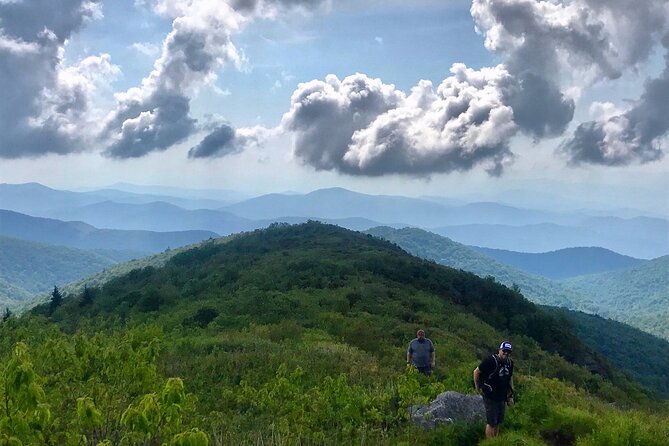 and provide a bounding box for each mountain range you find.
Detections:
[365,226,594,310]
[0,209,216,253]
[2,183,667,258]
[7,222,664,446]
[367,226,669,341]
[470,246,645,279]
